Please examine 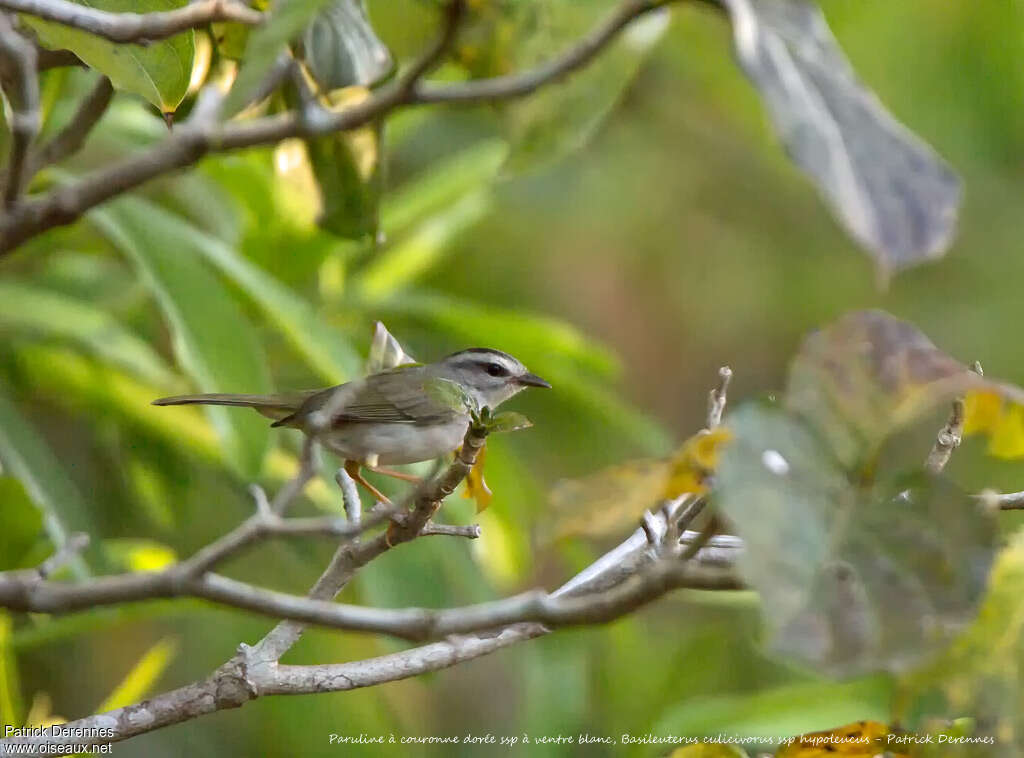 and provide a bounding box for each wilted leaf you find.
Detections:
[665,428,733,497]
[775,721,907,757]
[424,377,477,416]
[463,444,492,513]
[714,403,997,676]
[895,530,1024,750]
[0,477,45,572]
[786,310,1024,468]
[720,0,961,274]
[550,459,669,540]
[301,0,393,90]
[550,428,730,540]
[366,321,417,374]
[22,0,194,112]
[486,411,533,435]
